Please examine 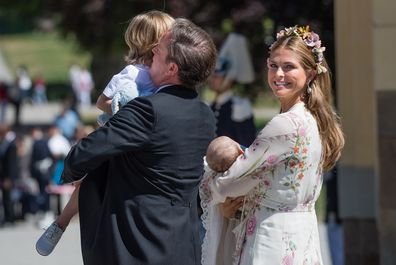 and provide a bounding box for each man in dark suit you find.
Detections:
[0,124,19,226]
[61,18,217,265]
